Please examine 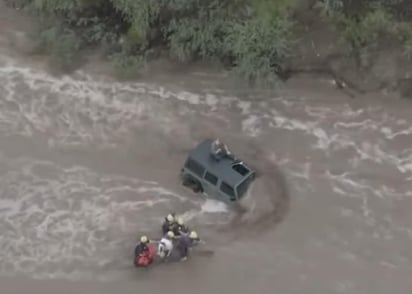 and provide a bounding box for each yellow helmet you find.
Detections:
[166,214,174,222]
[167,231,175,238]
[177,217,184,225]
[189,231,198,239]
[140,235,148,243]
